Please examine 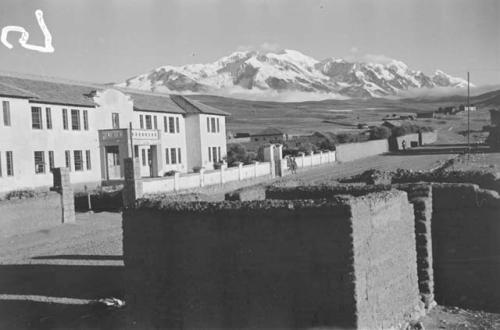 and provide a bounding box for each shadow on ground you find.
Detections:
[31,254,123,261]
[0,261,128,329]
